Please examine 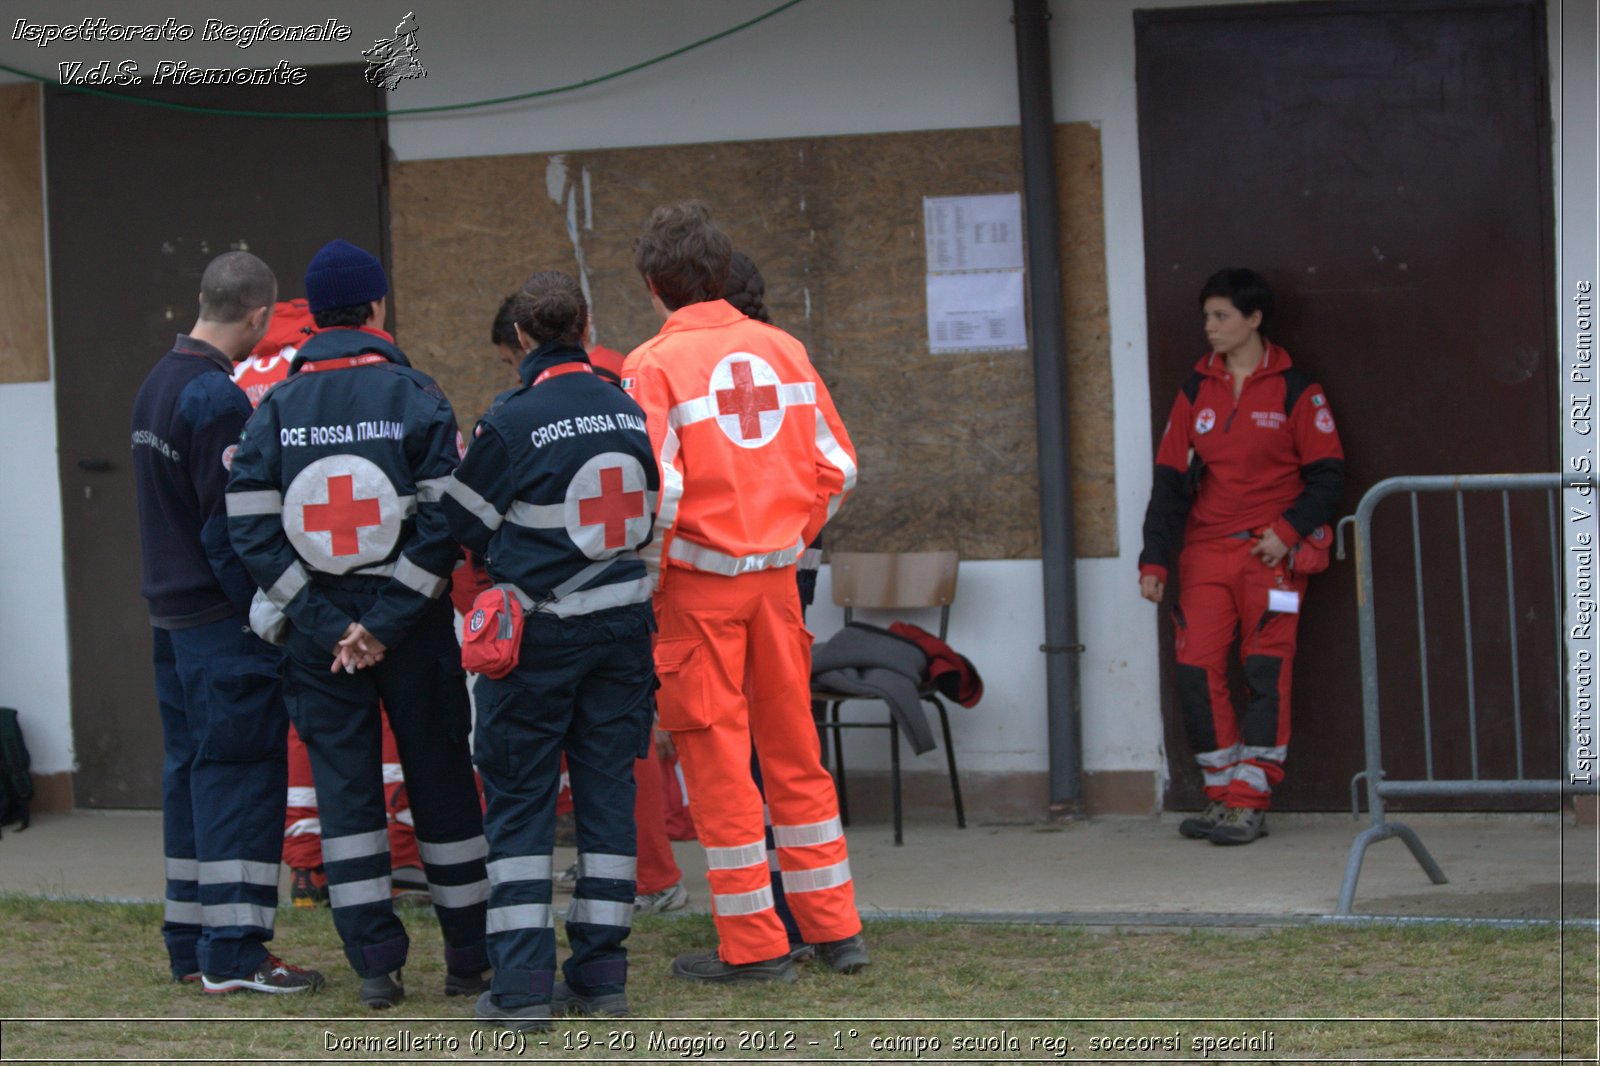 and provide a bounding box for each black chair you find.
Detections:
[811,550,966,846]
